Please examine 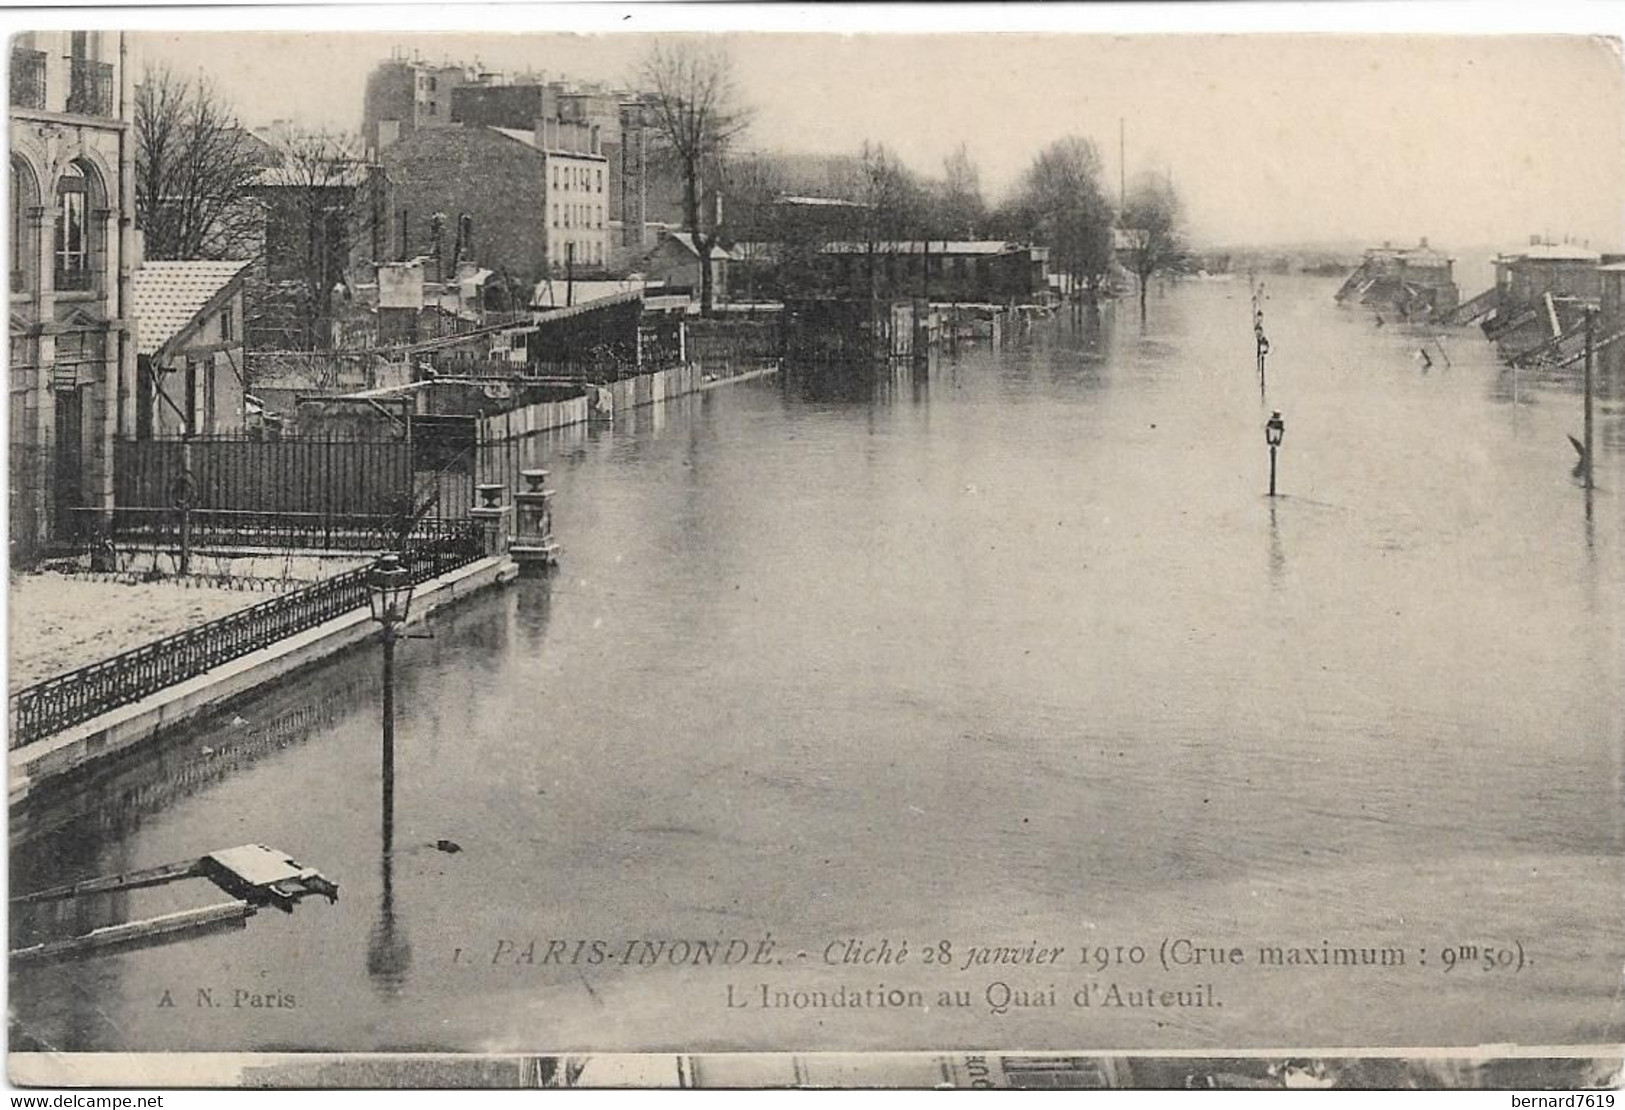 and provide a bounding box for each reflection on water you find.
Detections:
[366,726,411,998]
[10,277,1623,1055]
